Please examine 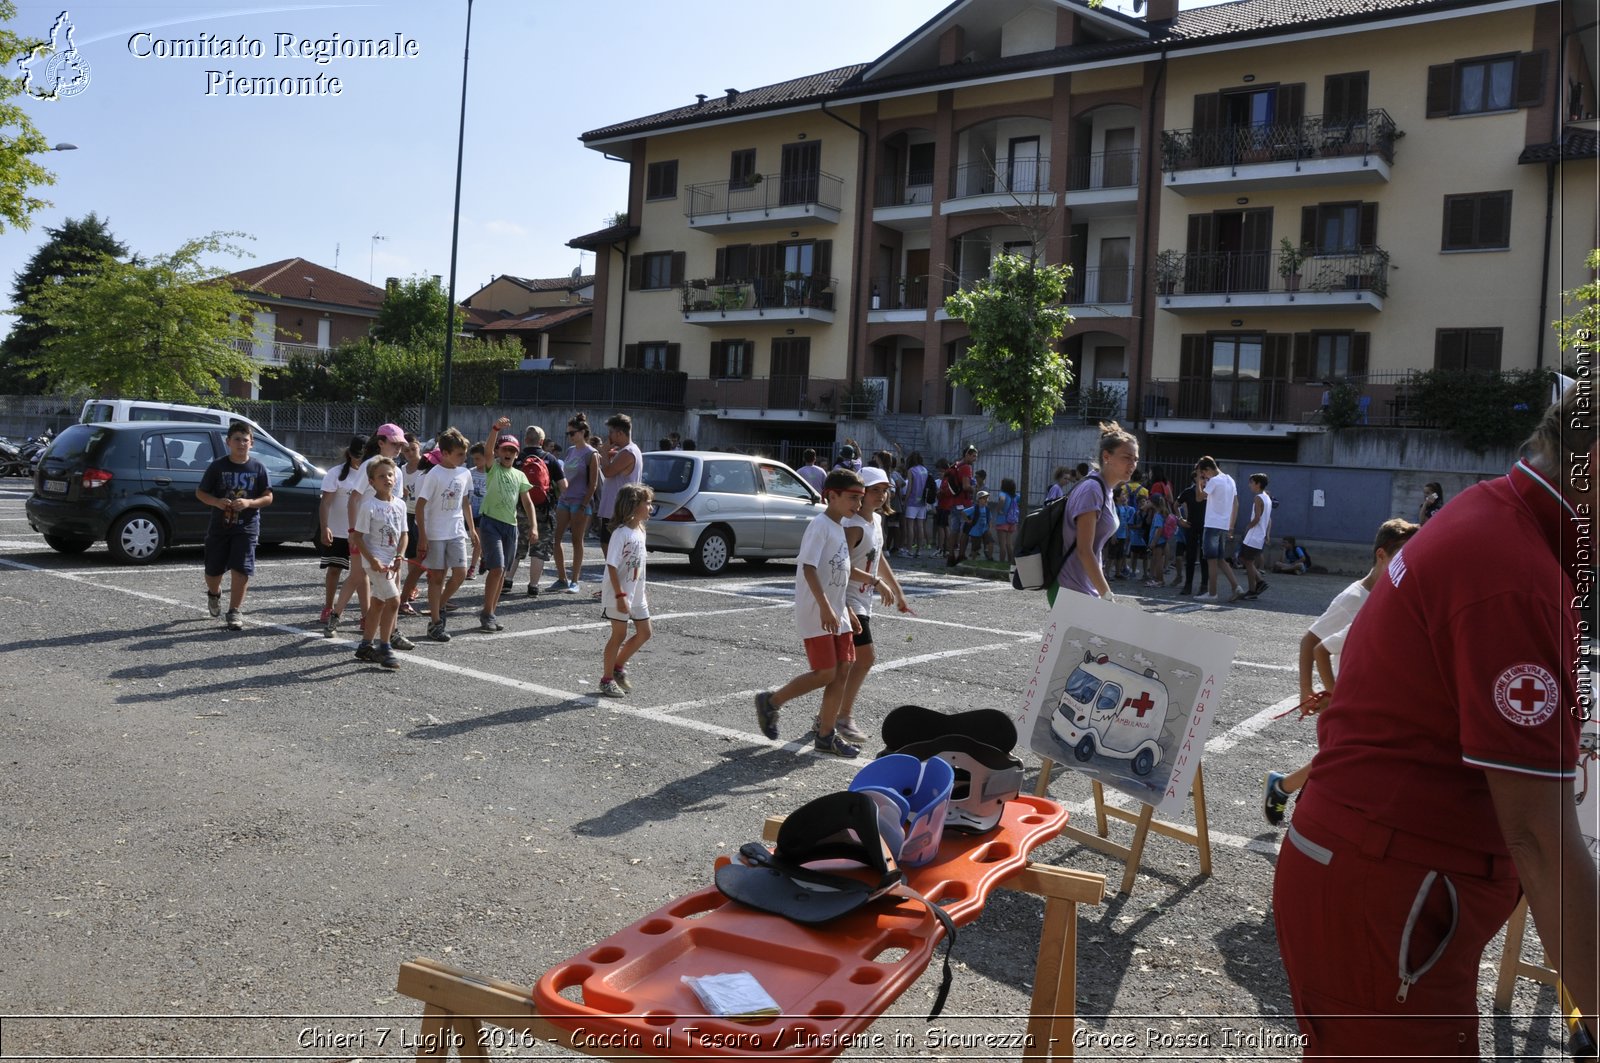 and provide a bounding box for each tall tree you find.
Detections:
[0,0,56,232]
[12,232,260,402]
[942,251,1077,506]
[372,274,463,350]
[1,212,128,393]
[1553,249,1600,361]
